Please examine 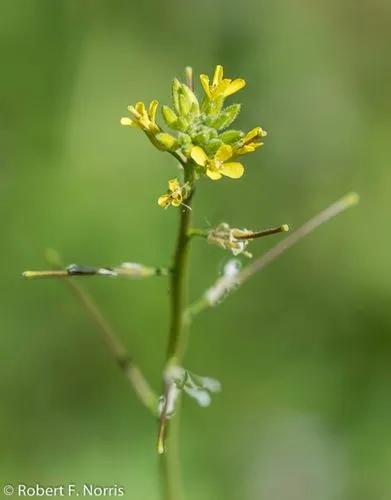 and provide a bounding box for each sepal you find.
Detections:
[210,103,241,130]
